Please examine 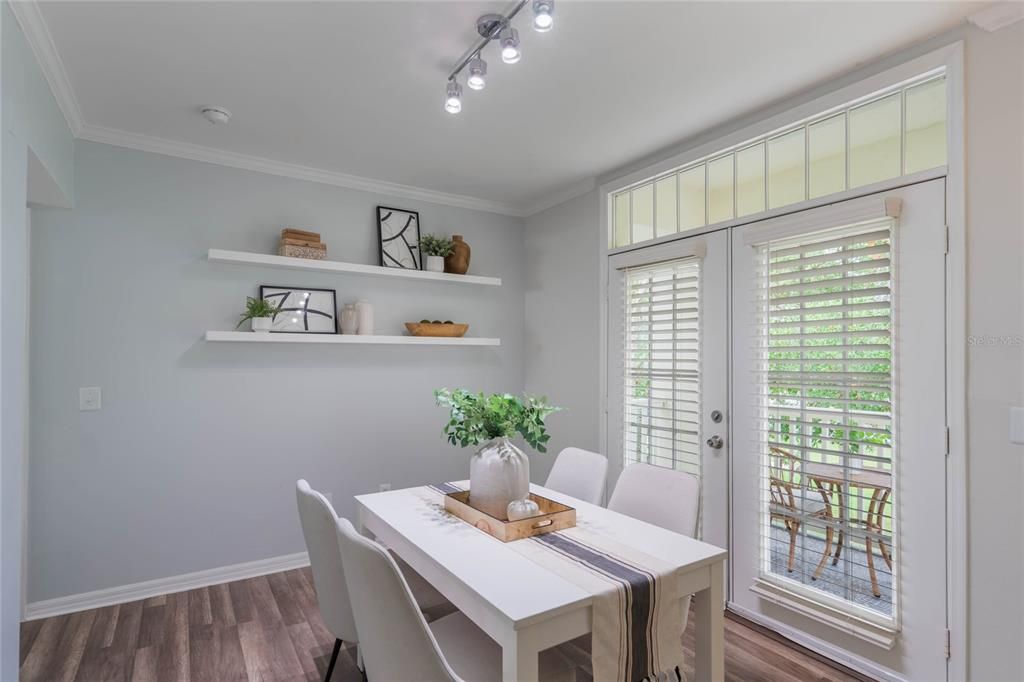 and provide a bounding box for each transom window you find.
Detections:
[610,74,946,249]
